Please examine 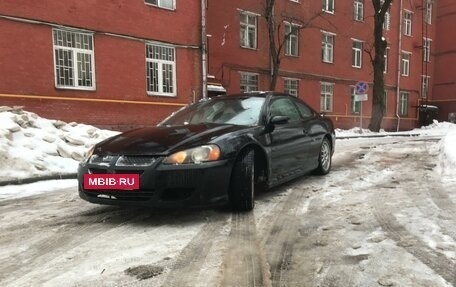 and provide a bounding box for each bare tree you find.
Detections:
[264,0,323,90]
[368,0,393,132]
